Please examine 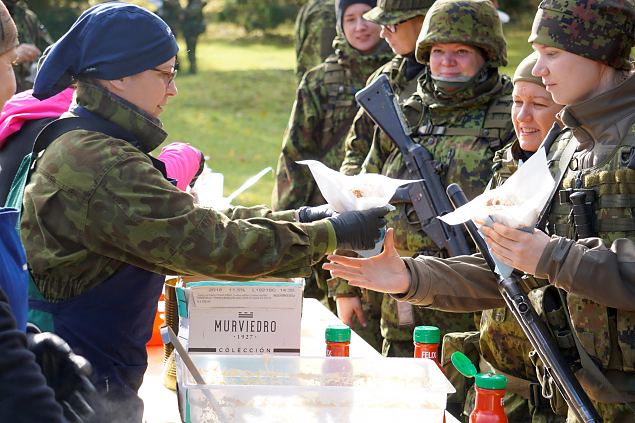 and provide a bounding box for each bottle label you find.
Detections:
[420,351,437,360]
